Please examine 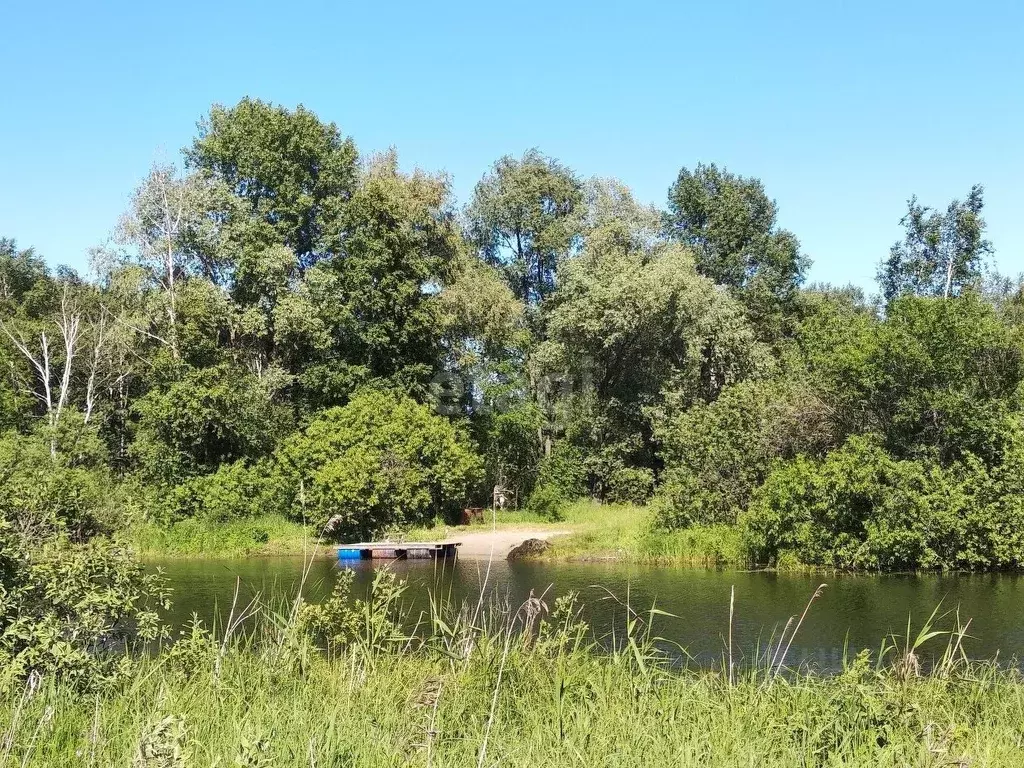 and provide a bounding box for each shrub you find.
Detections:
[0,429,169,690]
[0,428,125,538]
[535,443,588,500]
[654,379,833,528]
[276,389,483,538]
[132,364,293,485]
[298,568,406,654]
[162,459,287,523]
[742,435,1024,570]
[526,484,567,521]
[605,467,654,505]
[0,519,168,691]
